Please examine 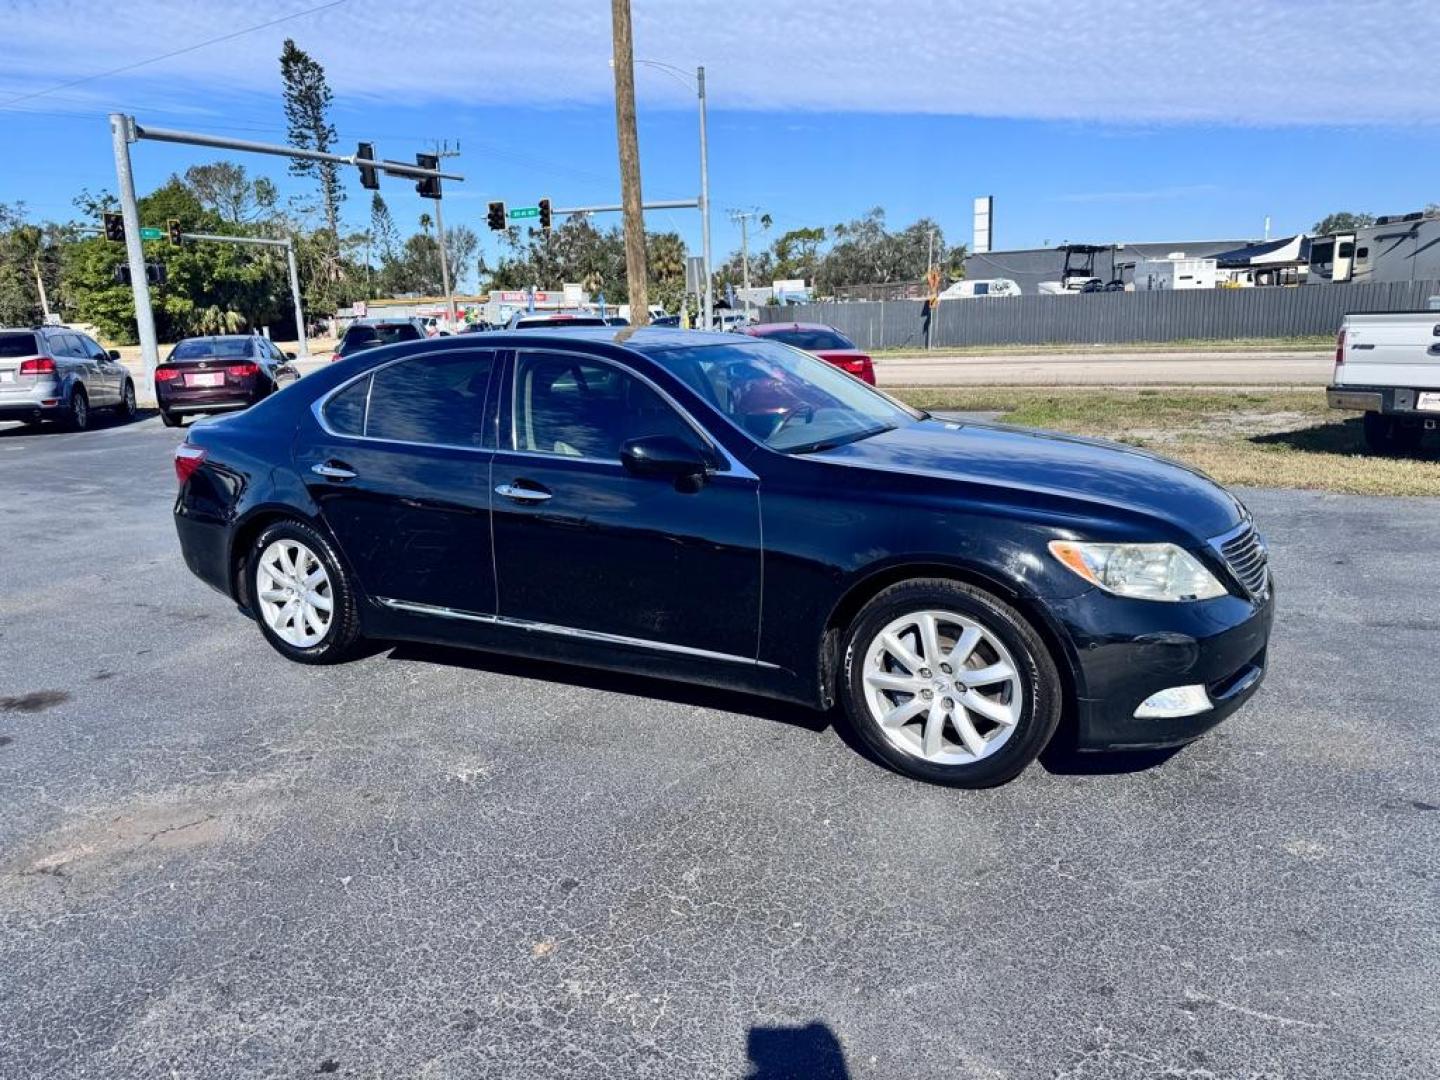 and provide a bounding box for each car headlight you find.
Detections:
[1048,541,1227,602]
